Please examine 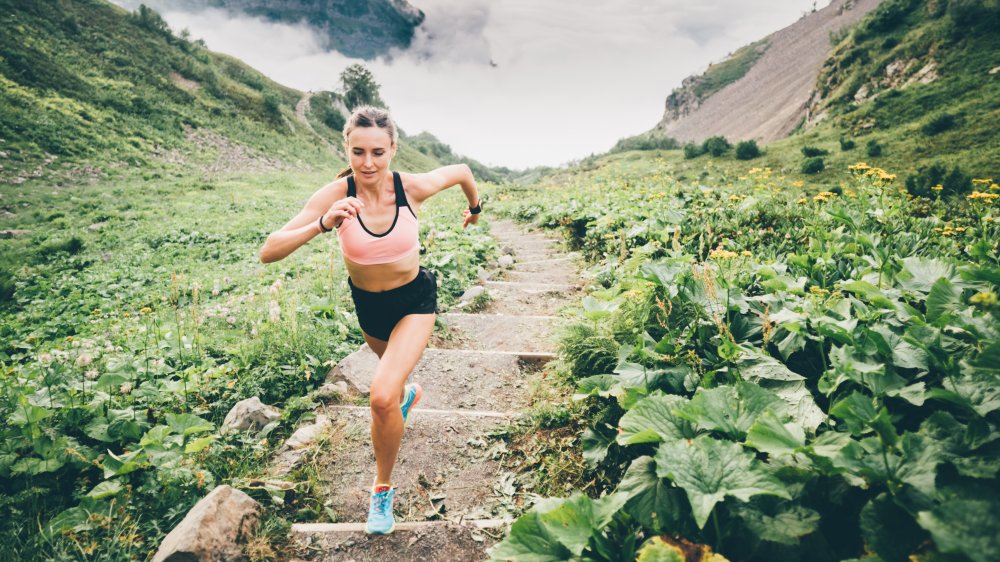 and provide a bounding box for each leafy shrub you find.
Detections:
[683,143,704,159]
[839,136,856,151]
[559,323,618,379]
[611,135,680,153]
[262,92,282,122]
[921,113,959,136]
[801,146,829,157]
[0,266,14,305]
[734,140,761,160]
[905,162,972,197]
[866,139,883,157]
[801,157,825,174]
[701,136,730,157]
